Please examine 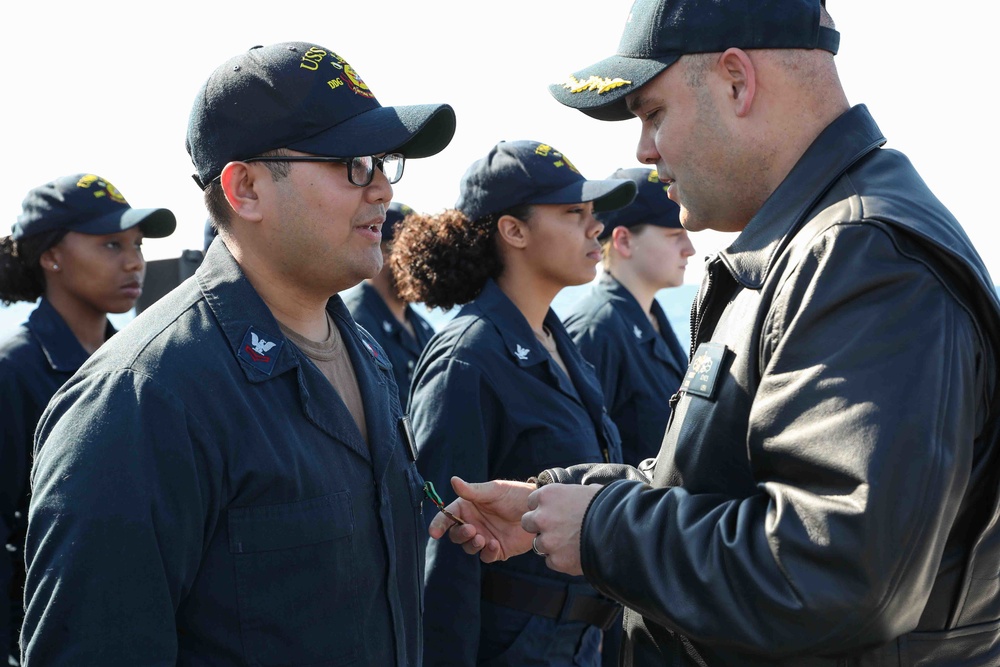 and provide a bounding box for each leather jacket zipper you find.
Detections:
[689,260,717,356]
